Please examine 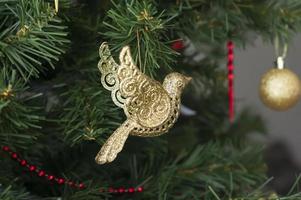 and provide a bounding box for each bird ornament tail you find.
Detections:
[95,119,136,164]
